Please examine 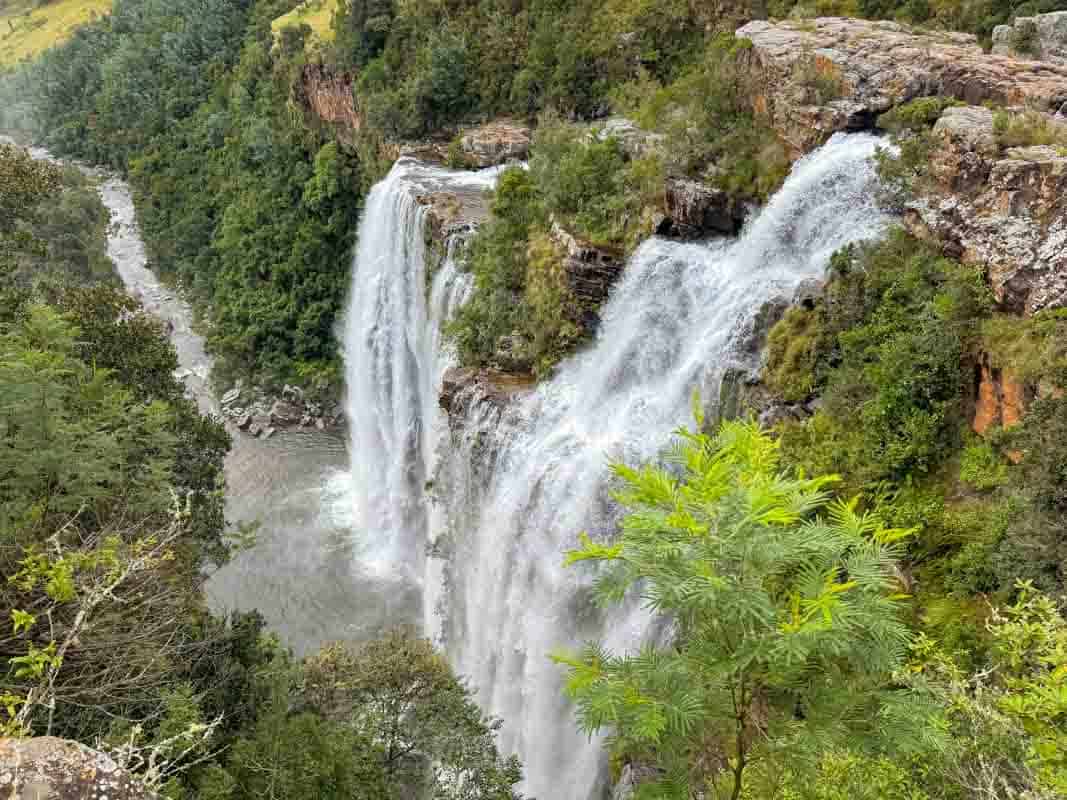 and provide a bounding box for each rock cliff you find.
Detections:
[0,737,156,800]
[299,63,361,140]
[905,105,1067,315]
[737,17,1067,154]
